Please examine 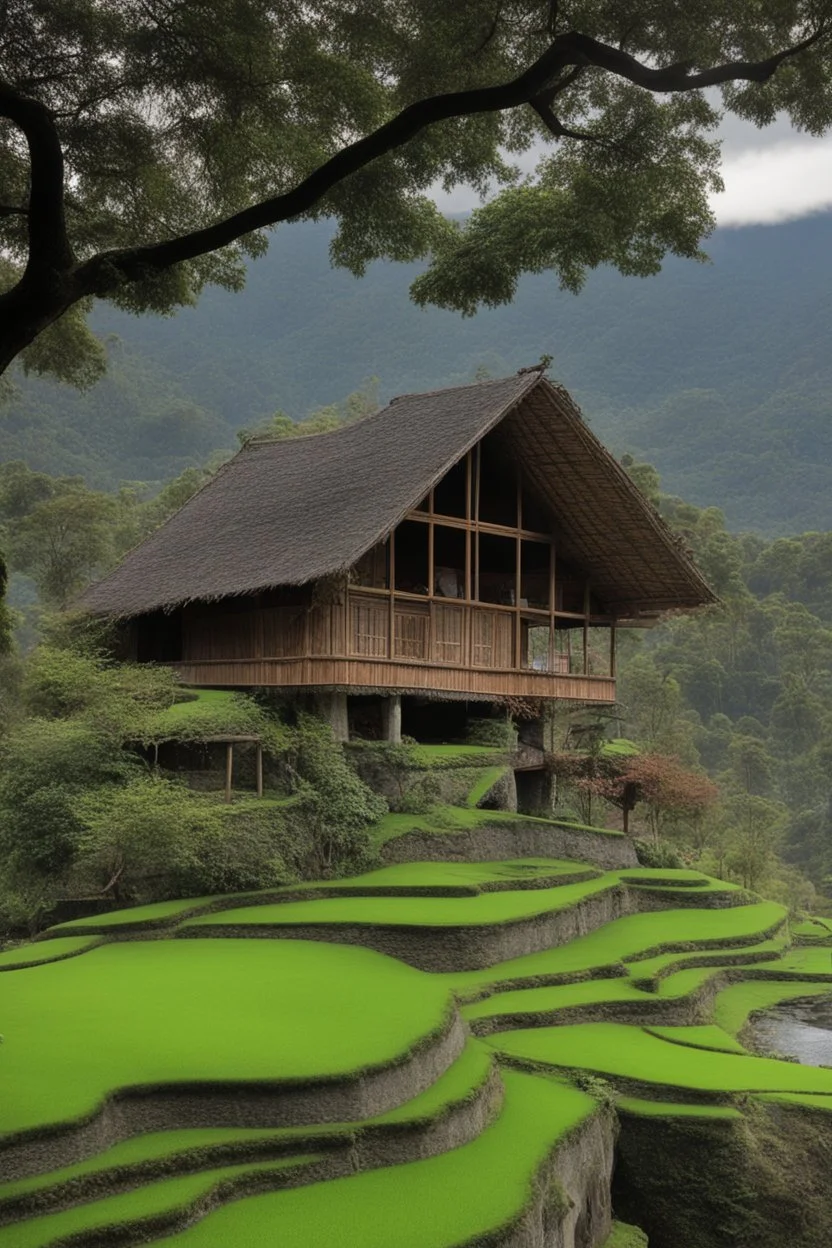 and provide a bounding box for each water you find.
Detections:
[750,998,832,1067]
